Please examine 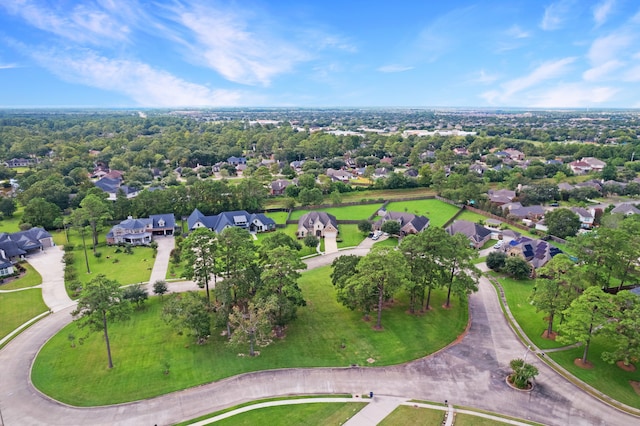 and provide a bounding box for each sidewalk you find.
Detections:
[343,395,406,426]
